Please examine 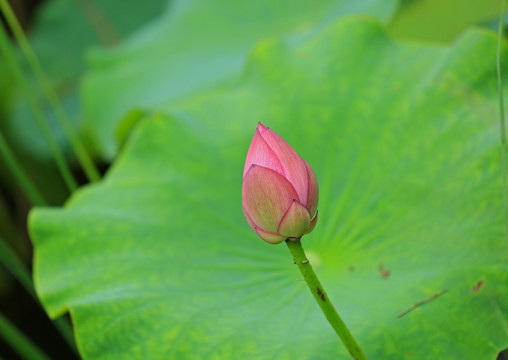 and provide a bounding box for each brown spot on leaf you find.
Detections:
[317,287,325,302]
[349,265,355,272]
[379,265,390,279]
[473,280,484,293]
